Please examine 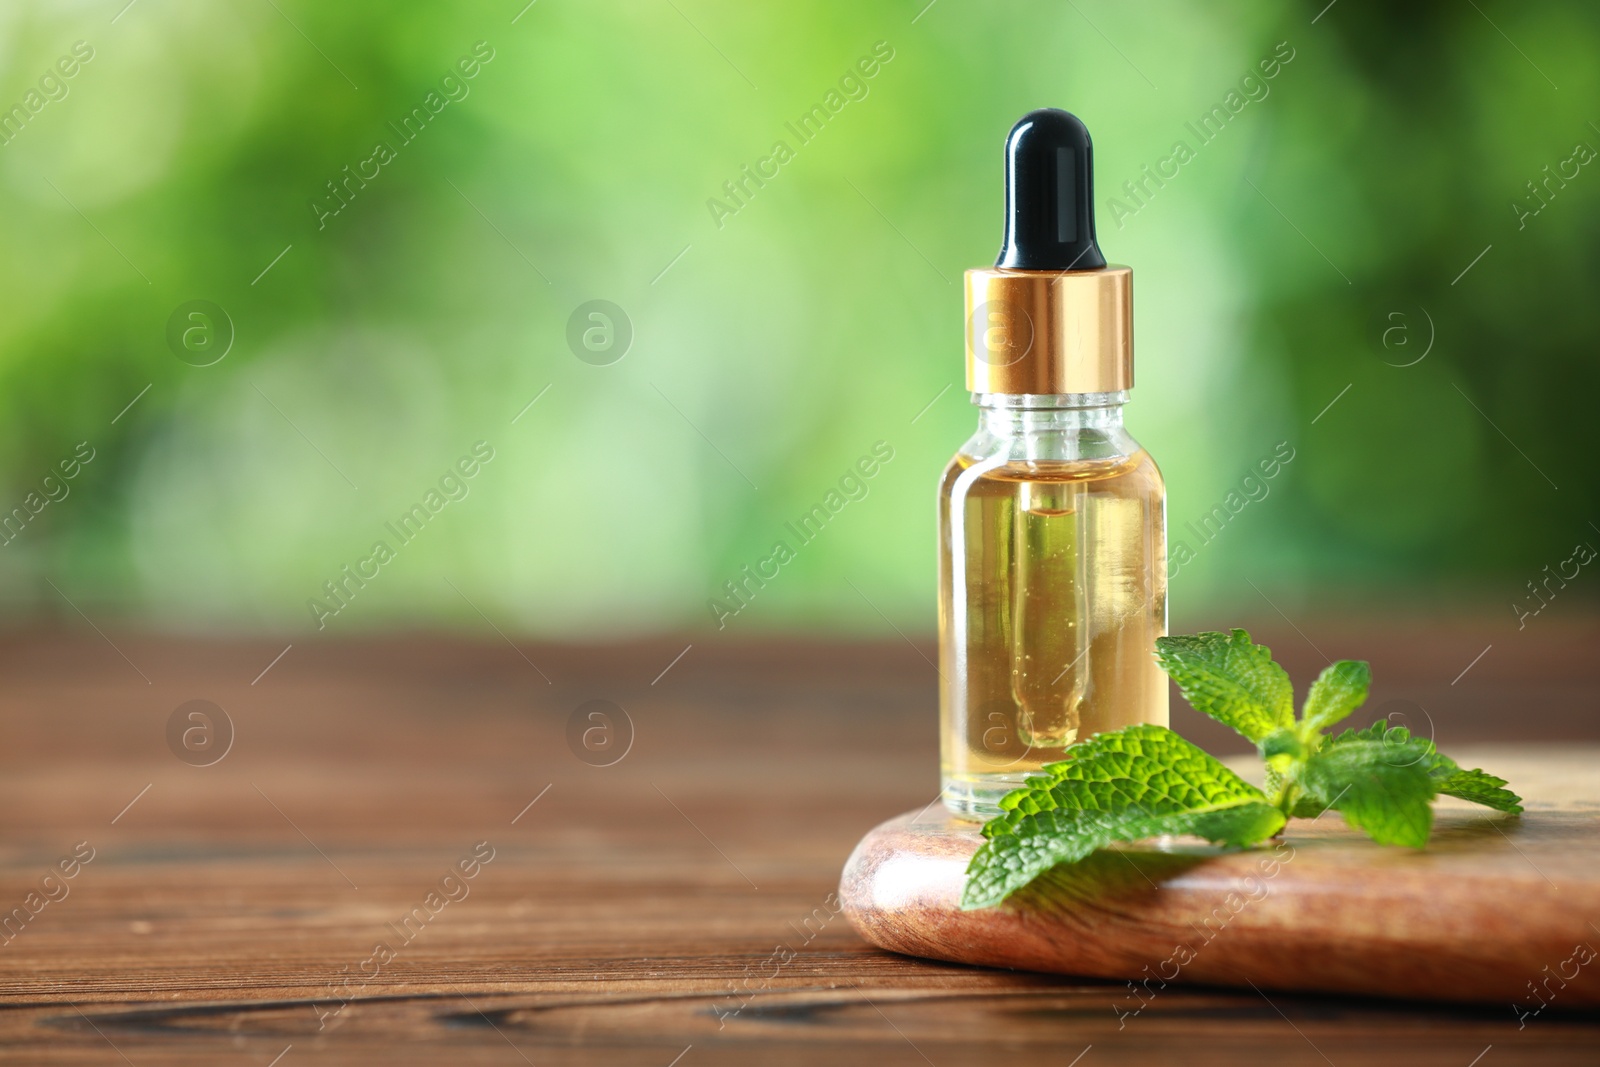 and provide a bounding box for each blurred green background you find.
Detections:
[0,0,1594,638]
